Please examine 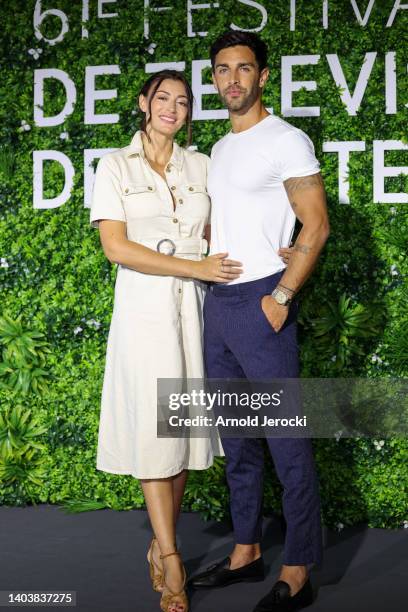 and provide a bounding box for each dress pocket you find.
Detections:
[121,183,159,218]
[180,184,210,218]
